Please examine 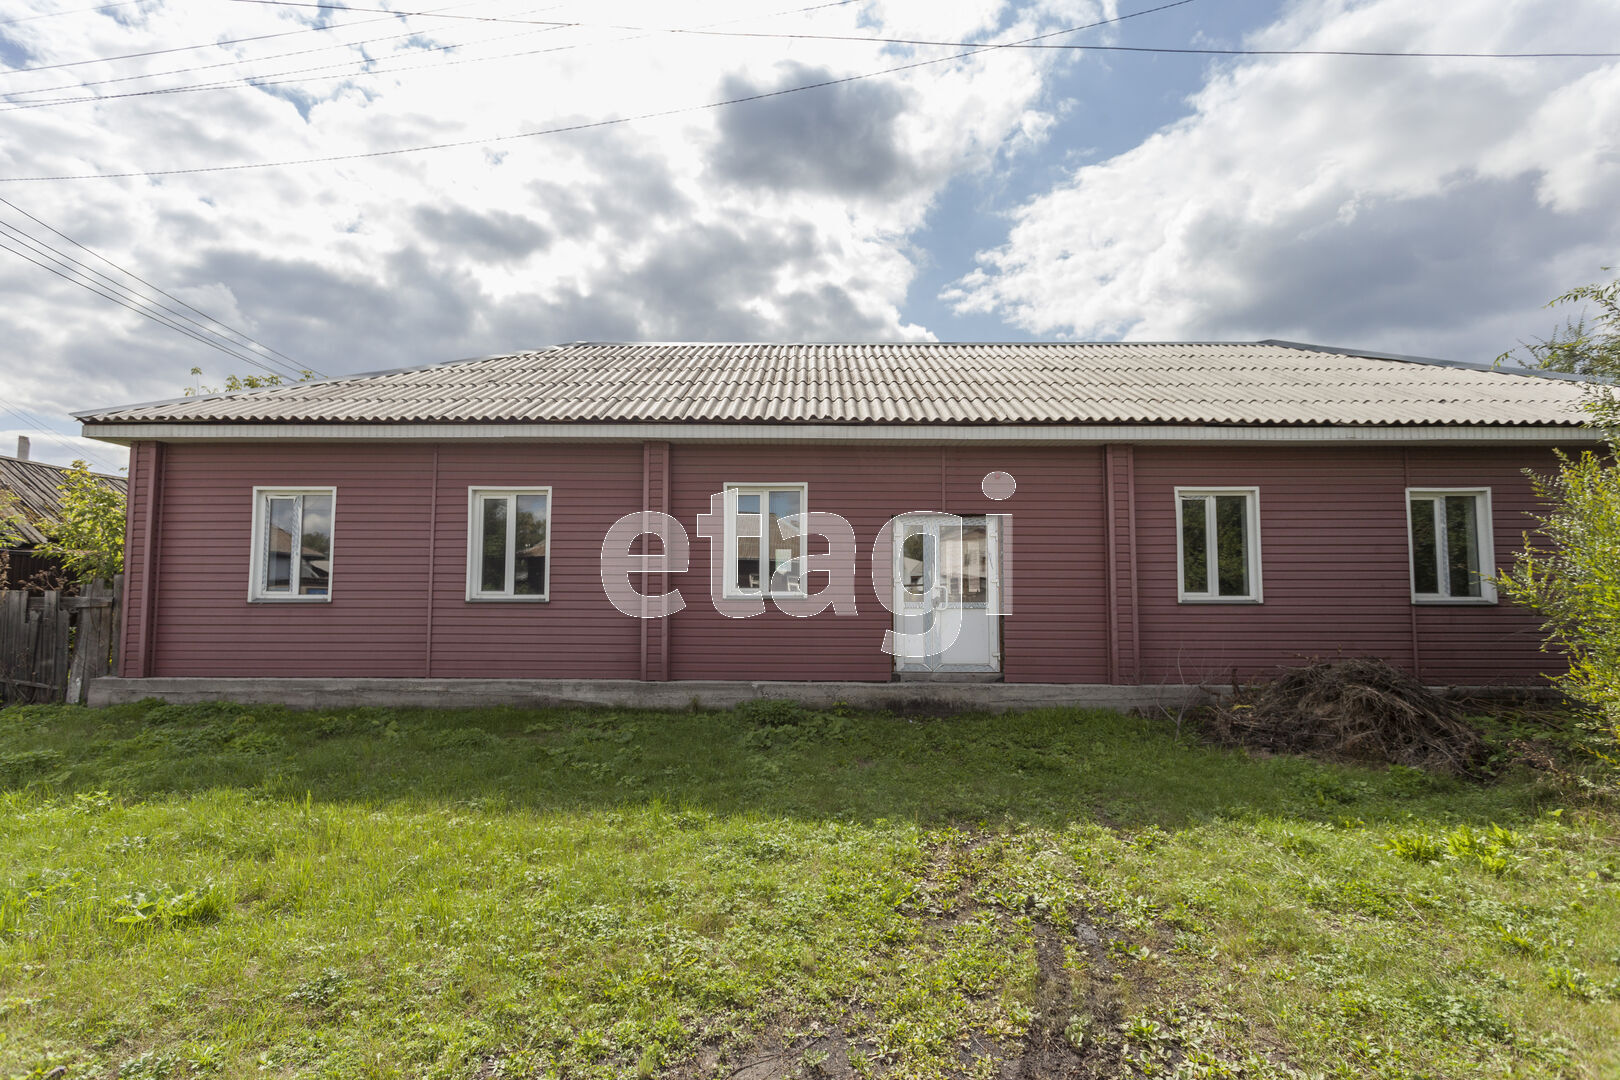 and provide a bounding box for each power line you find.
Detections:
[0,195,317,377]
[228,0,1620,59]
[0,0,548,101]
[9,0,1612,113]
[0,0,146,26]
[1,19,577,109]
[0,398,121,473]
[0,233,296,376]
[0,1,431,76]
[2,0,860,110]
[0,223,308,379]
[0,0,1204,180]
